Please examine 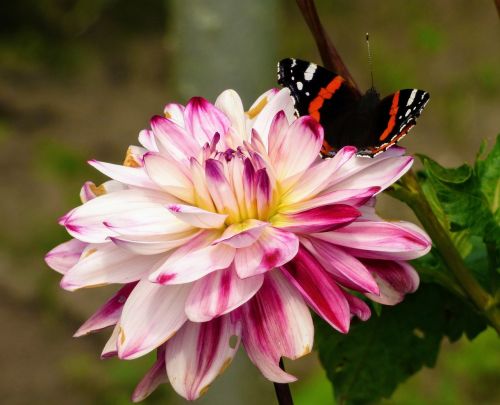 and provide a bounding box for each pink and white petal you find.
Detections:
[163,102,186,126]
[215,89,246,141]
[281,247,351,333]
[213,219,268,248]
[240,271,313,383]
[80,181,98,203]
[63,189,177,243]
[251,88,295,149]
[138,129,158,152]
[60,244,160,291]
[185,267,264,322]
[279,186,380,214]
[363,260,420,305]
[118,280,190,359]
[88,160,159,190]
[110,231,198,255]
[272,204,360,233]
[149,231,235,285]
[151,115,200,161]
[184,97,231,145]
[132,347,167,402]
[101,324,119,359]
[234,227,299,278]
[300,237,379,294]
[205,159,240,219]
[268,111,290,163]
[326,153,413,193]
[314,221,431,260]
[281,146,357,203]
[80,180,127,203]
[143,152,194,202]
[74,282,137,337]
[166,315,240,400]
[45,238,86,274]
[189,157,216,212]
[167,203,227,229]
[341,290,371,321]
[272,116,323,180]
